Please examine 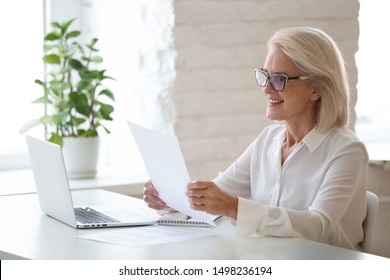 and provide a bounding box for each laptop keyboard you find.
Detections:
[75,207,120,224]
